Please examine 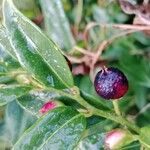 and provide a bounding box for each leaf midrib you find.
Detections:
[0,86,31,106]
[12,107,67,149]
[38,113,82,149]
[5,0,72,88]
